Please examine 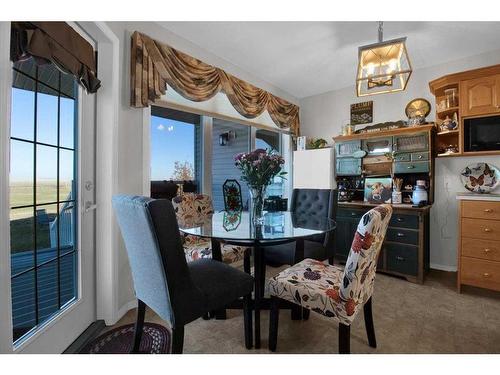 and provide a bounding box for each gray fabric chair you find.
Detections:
[264,188,338,267]
[112,195,254,353]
